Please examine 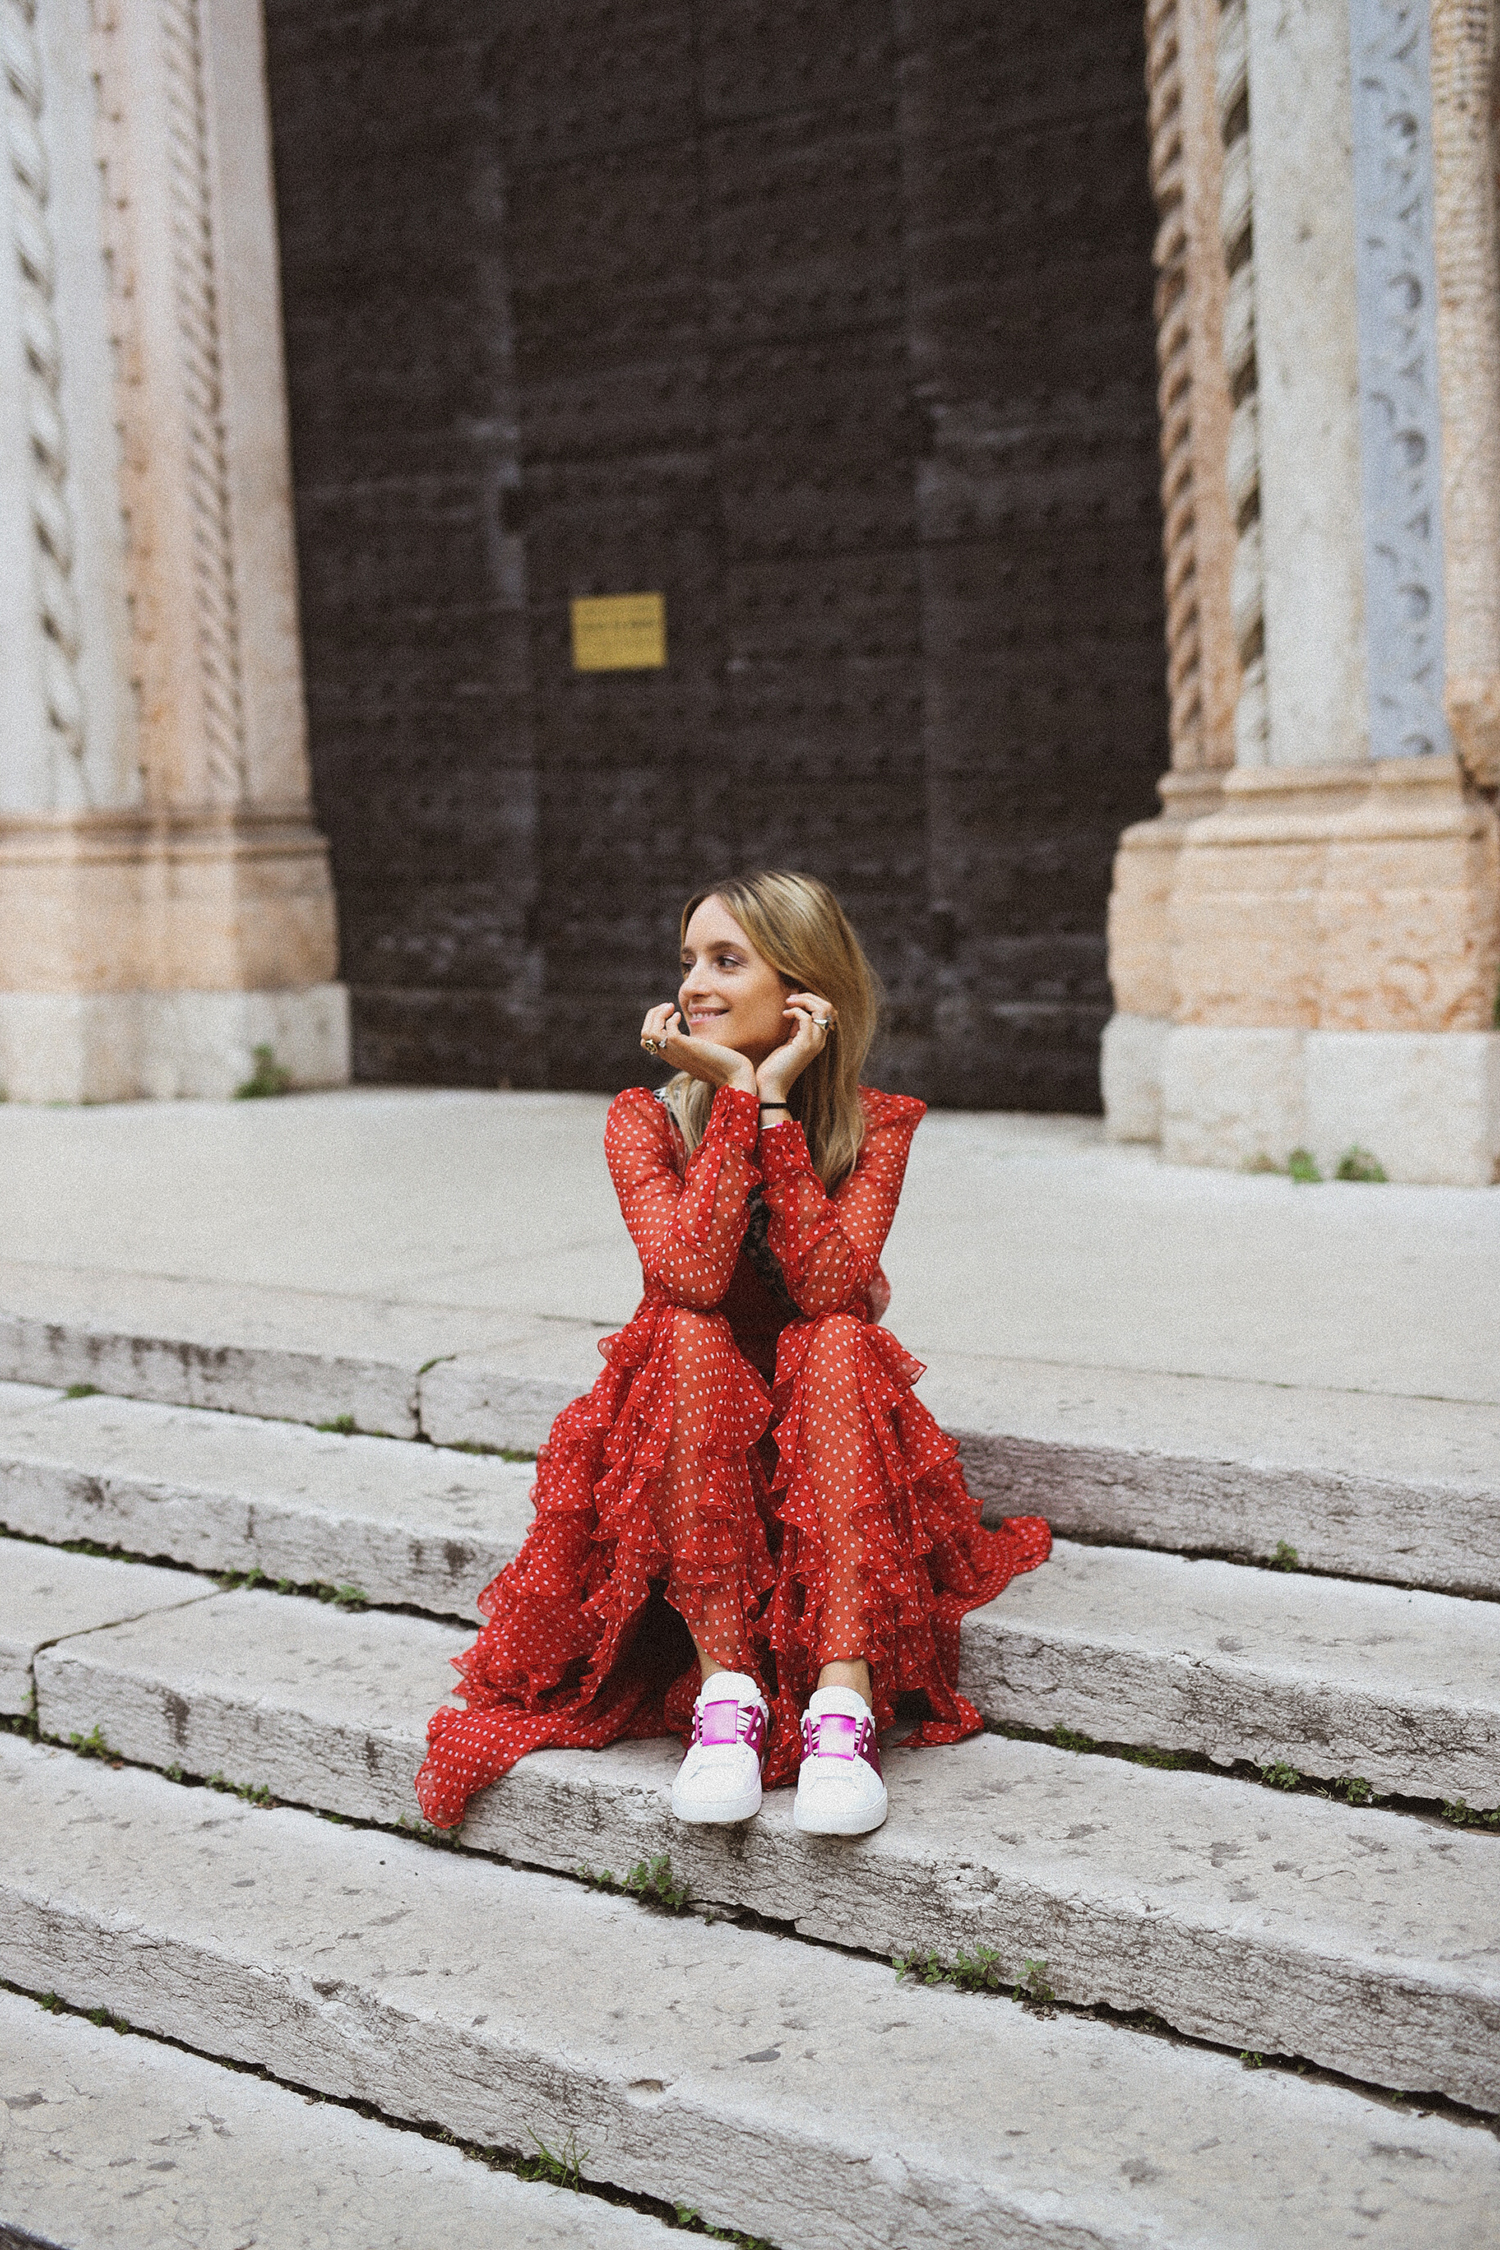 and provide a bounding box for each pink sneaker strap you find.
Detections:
[695,1695,768,1761]
[801,1709,883,1778]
